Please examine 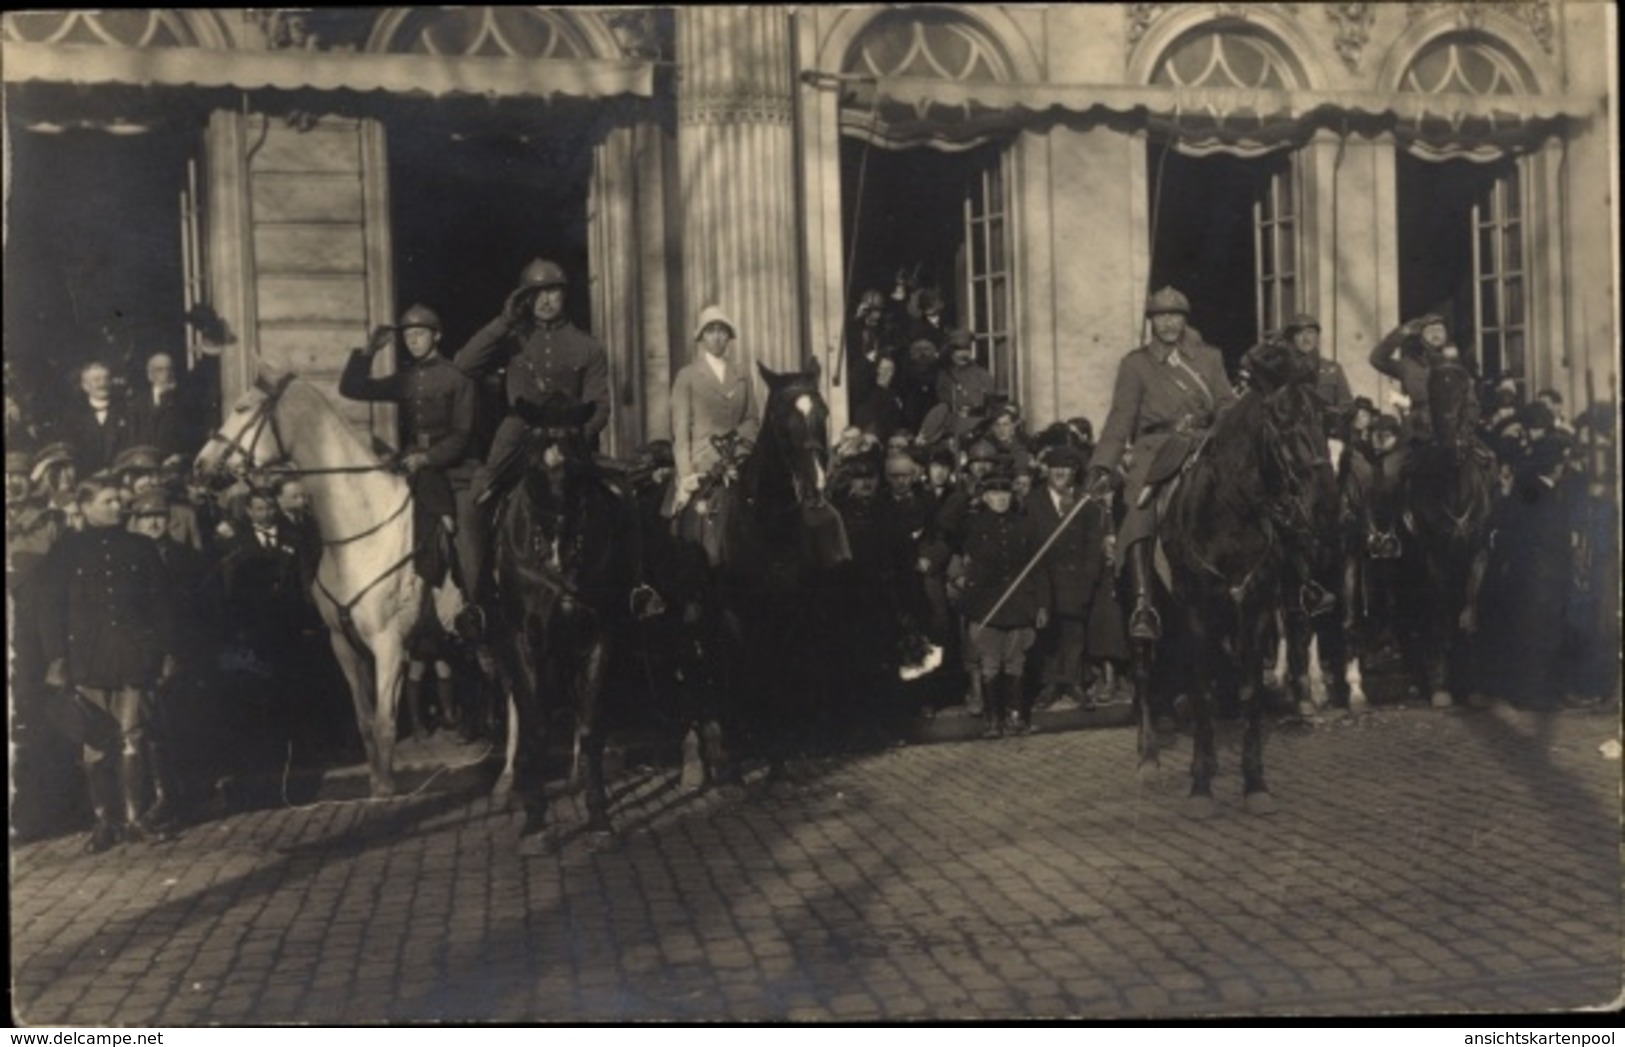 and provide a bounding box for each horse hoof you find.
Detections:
[372,780,397,800]
[1244,791,1278,816]
[1184,793,1219,820]
[1430,691,1454,709]
[1349,690,1368,711]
